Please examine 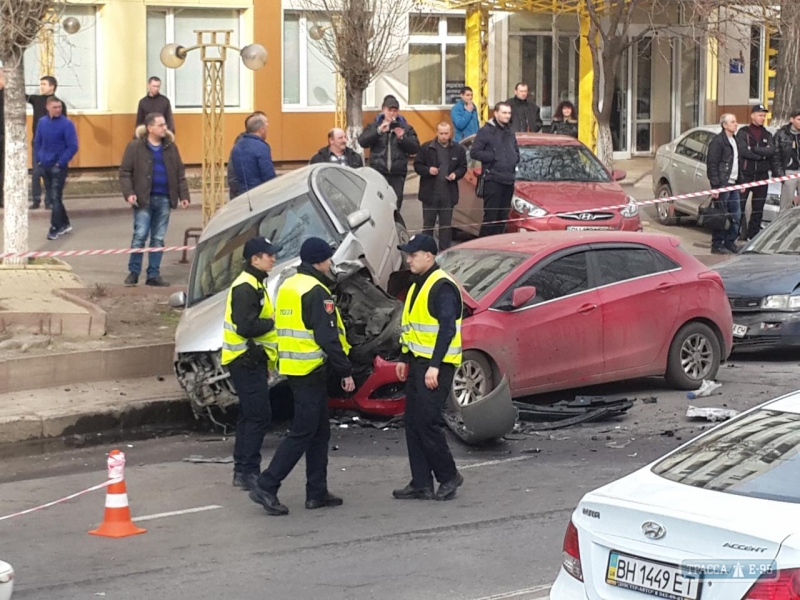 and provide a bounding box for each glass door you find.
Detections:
[611,47,630,159]
[632,39,654,154]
